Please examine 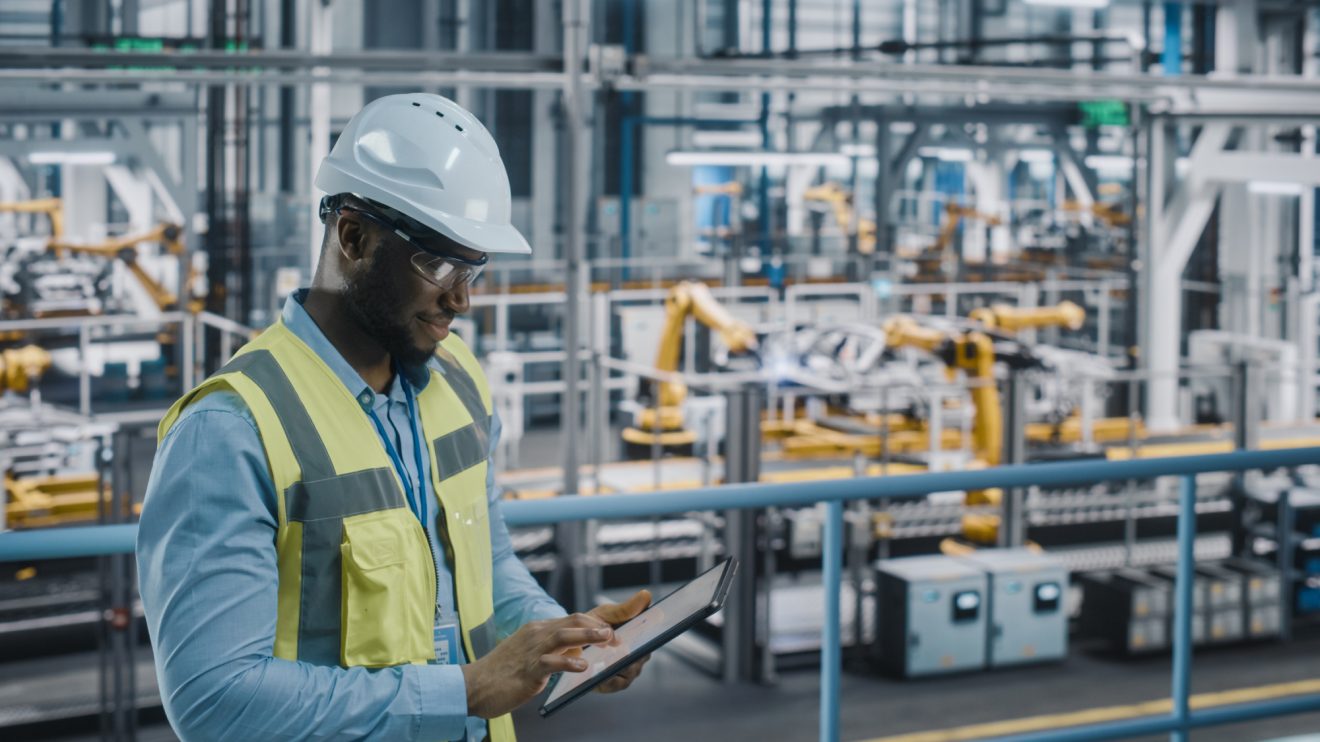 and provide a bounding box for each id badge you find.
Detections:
[432,621,461,665]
